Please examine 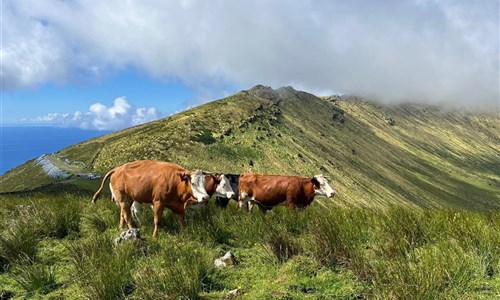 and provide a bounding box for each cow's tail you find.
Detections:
[92,169,115,204]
